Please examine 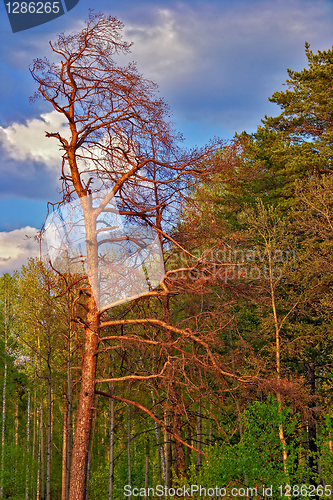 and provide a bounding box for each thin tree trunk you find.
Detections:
[66,322,73,500]
[0,293,8,500]
[151,391,166,484]
[127,386,132,500]
[155,410,166,484]
[307,362,318,496]
[33,383,37,460]
[25,388,31,500]
[46,318,52,500]
[62,403,68,500]
[164,411,171,489]
[32,383,37,499]
[0,286,9,499]
[196,401,202,474]
[229,329,242,437]
[40,388,45,498]
[144,437,149,500]
[37,333,45,499]
[186,420,192,467]
[107,385,115,500]
[268,249,288,474]
[36,401,41,500]
[15,399,19,447]
[329,432,333,453]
